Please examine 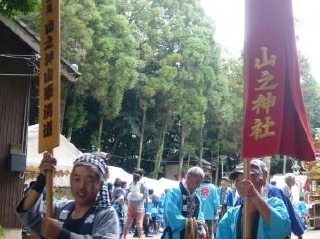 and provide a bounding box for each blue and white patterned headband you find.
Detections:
[73,153,108,175]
